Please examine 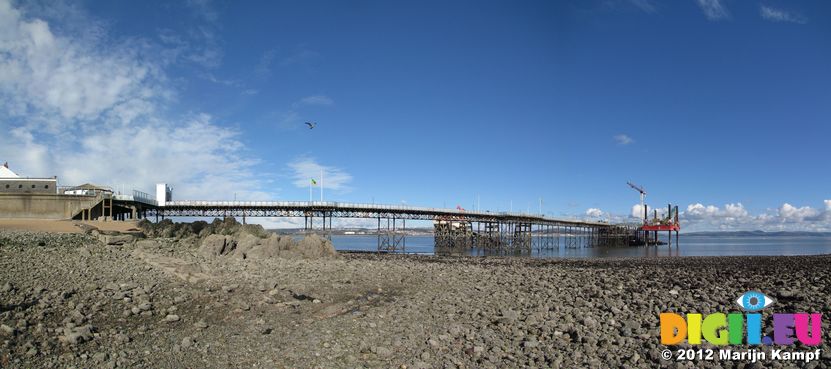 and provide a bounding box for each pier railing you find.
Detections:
[160,200,608,227]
